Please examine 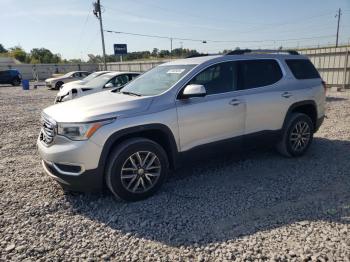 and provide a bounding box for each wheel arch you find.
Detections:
[283,100,318,131]
[97,124,179,178]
